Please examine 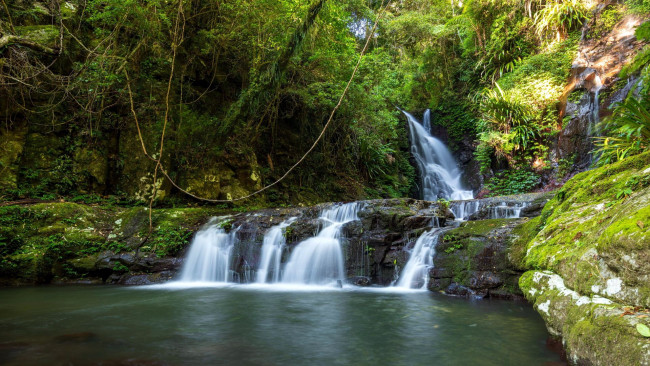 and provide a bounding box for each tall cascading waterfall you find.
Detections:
[281,202,360,285]
[396,110,473,287]
[179,224,238,283]
[404,110,473,201]
[255,218,296,284]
